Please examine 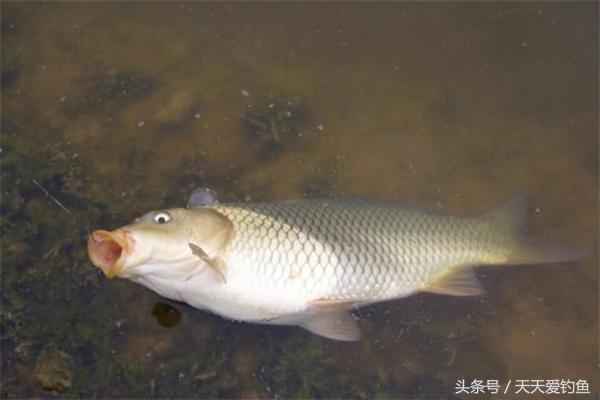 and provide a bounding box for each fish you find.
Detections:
[87,189,585,341]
